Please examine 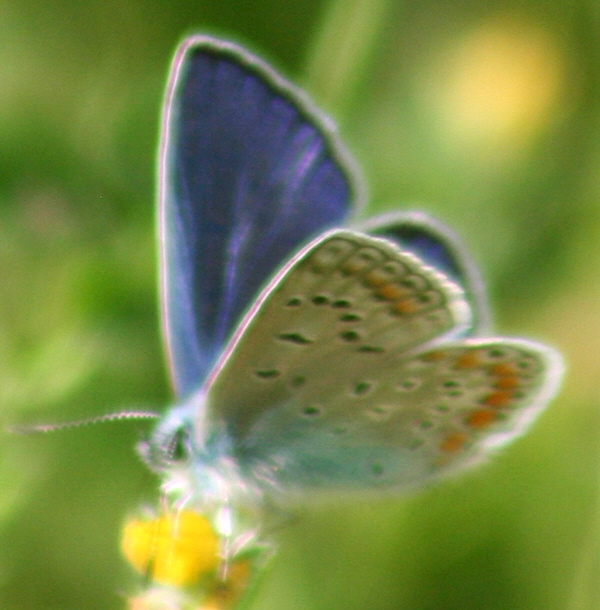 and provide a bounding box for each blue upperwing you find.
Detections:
[159,36,362,399]
[360,211,491,335]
